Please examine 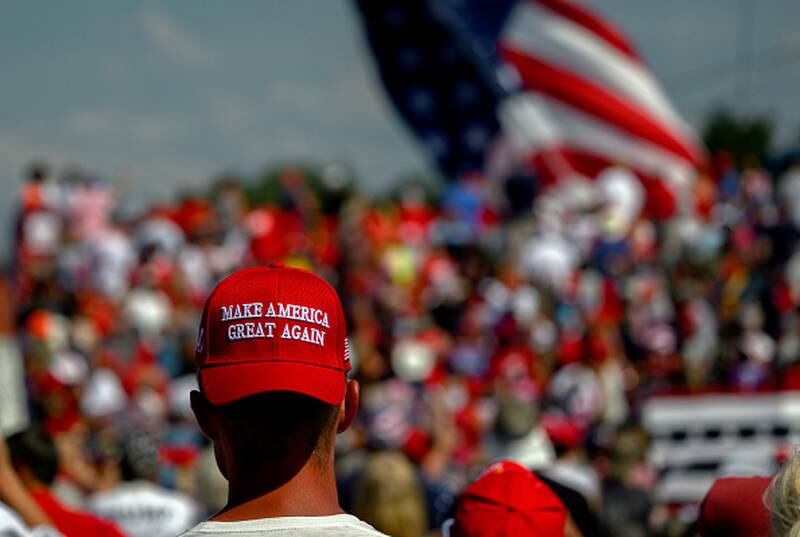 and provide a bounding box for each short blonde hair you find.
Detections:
[769,451,800,537]
[353,451,427,537]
